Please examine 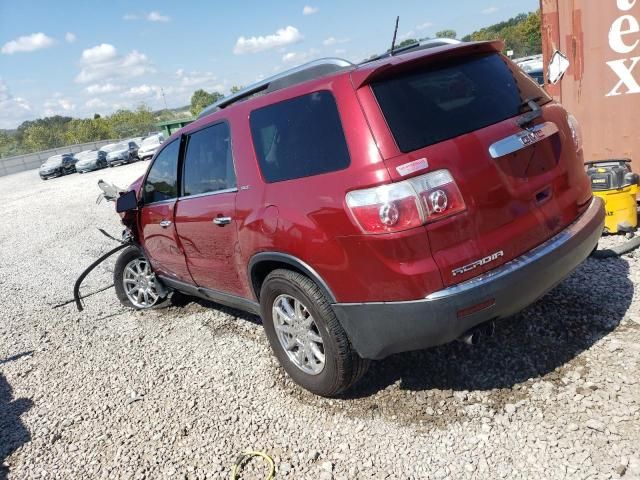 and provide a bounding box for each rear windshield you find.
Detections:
[372,53,551,153]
